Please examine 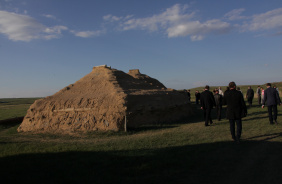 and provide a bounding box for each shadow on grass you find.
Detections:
[128,125,178,132]
[0,117,23,129]
[247,132,282,141]
[1,139,282,184]
[244,116,269,122]
[246,110,268,116]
